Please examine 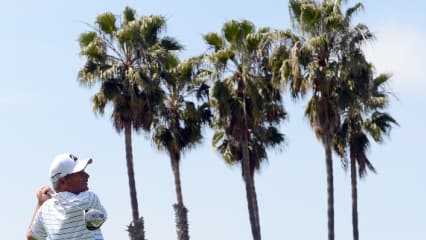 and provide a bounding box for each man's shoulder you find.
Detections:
[76,190,101,203]
[60,190,98,199]
[39,197,56,211]
[78,190,99,198]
